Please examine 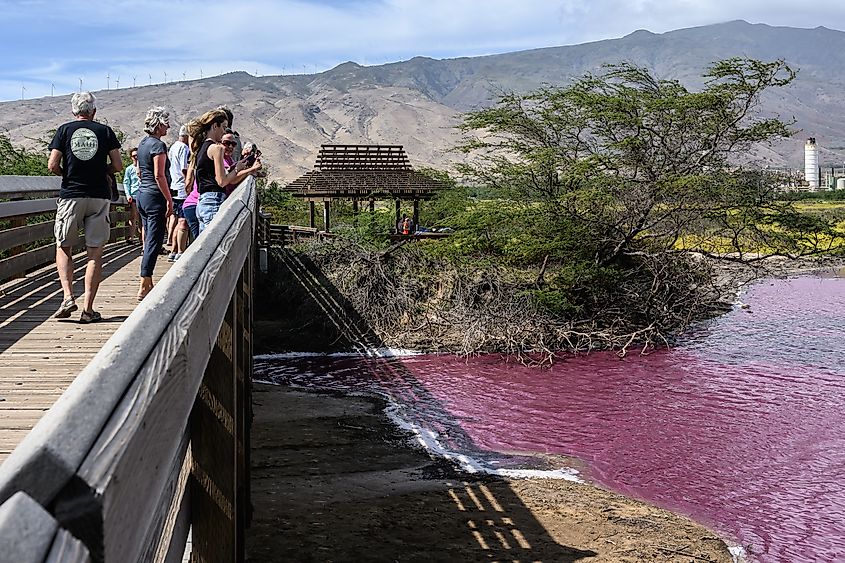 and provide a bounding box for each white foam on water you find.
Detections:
[365,348,424,358]
[728,545,747,563]
[254,348,423,361]
[383,401,582,482]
